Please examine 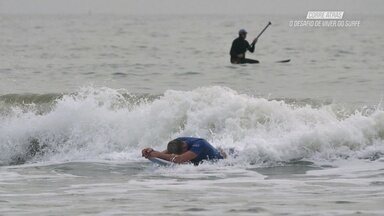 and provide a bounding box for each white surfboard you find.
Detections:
[148,157,173,166]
